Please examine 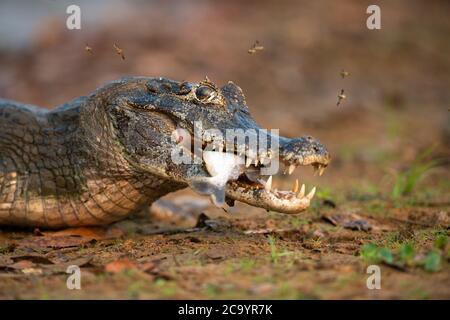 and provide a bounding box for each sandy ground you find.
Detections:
[0,0,449,299]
